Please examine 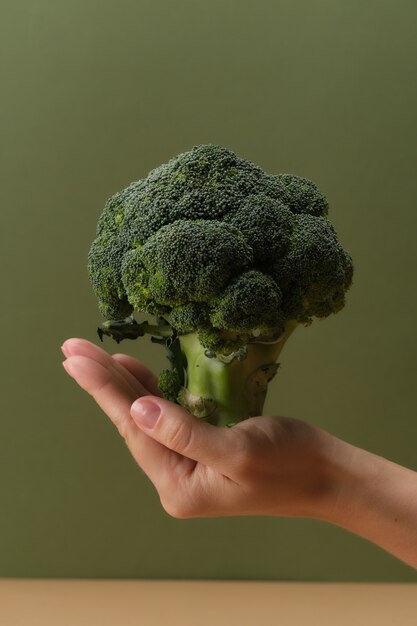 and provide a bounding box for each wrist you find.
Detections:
[315,436,417,568]
[271,423,371,521]
[316,437,378,523]
[306,429,381,524]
